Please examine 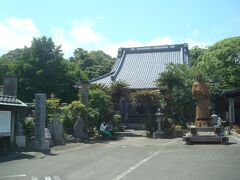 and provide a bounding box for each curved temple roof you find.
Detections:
[91,43,189,89]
